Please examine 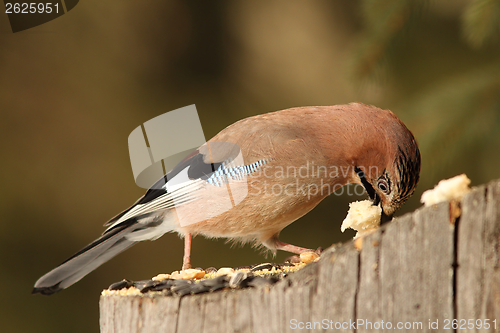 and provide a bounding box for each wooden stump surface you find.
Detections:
[100,180,500,332]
